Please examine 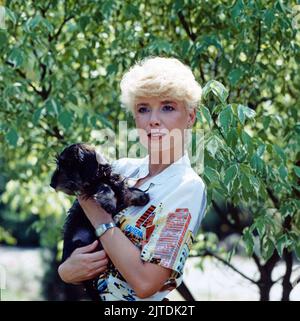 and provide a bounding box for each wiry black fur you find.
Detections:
[50,143,150,300]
